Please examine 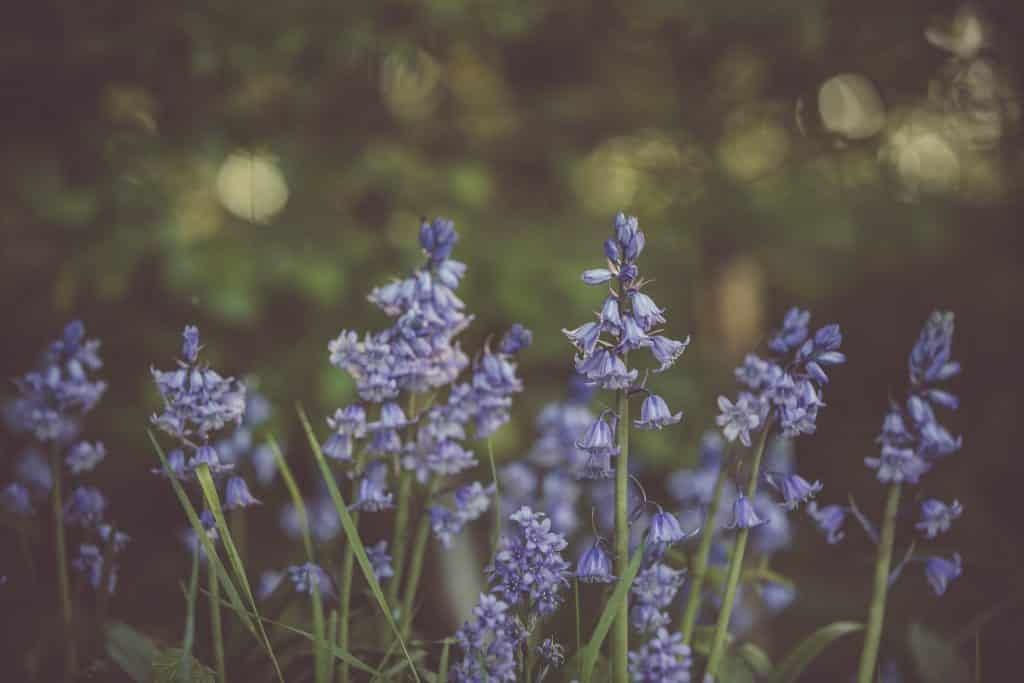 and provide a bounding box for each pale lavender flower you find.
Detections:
[915,499,963,539]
